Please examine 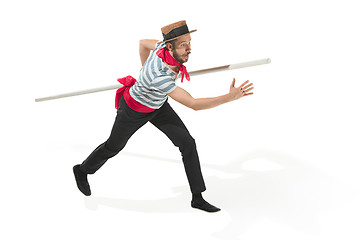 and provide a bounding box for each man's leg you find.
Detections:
[150,102,206,194]
[150,101,220,212]
[73,97,152,195]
